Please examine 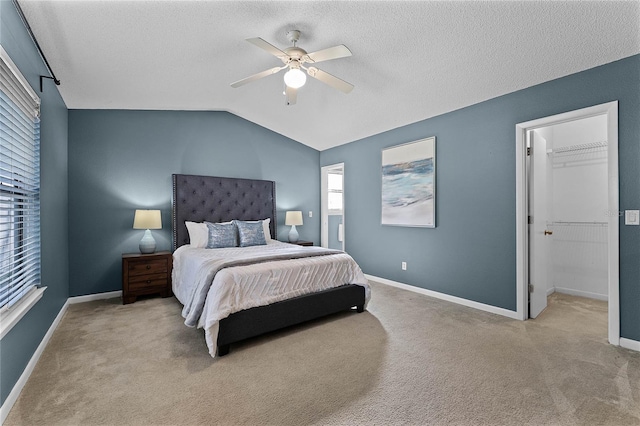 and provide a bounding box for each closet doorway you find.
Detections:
[515,101,620,345]
[321,164,345,251]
